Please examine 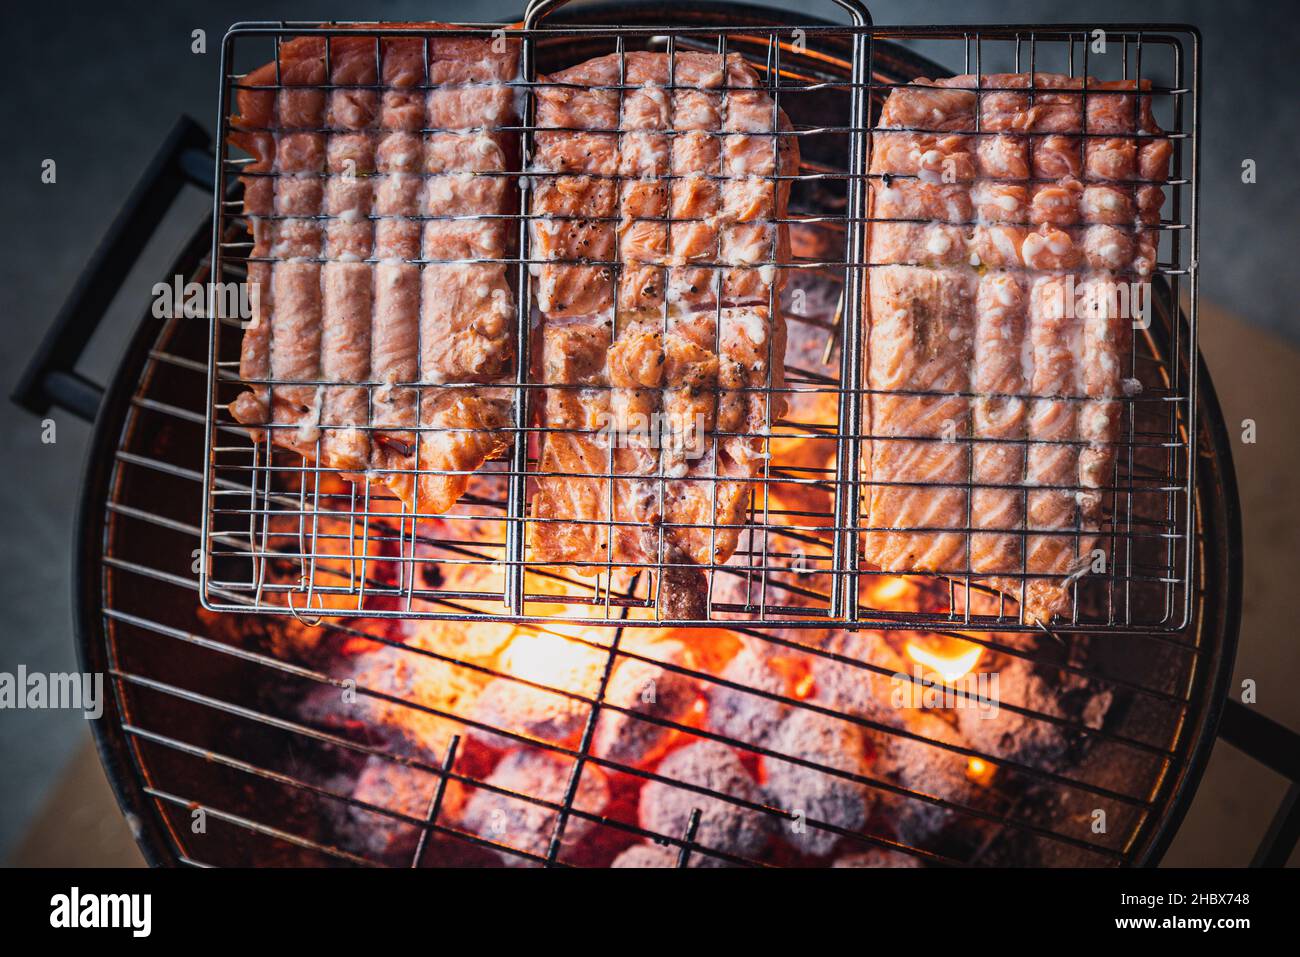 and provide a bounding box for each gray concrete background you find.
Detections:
[0,0,1295,865]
